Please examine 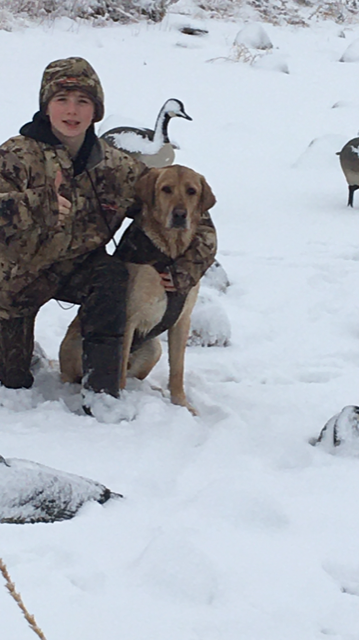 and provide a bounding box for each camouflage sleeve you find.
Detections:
[103,145,147,220]
[169,210,217,295]
[117,156,147,201]
[0,148,57,241]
